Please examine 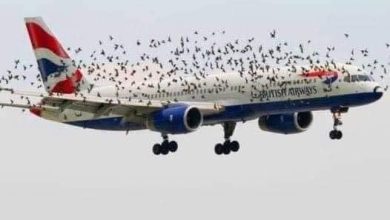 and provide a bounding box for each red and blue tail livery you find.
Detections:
[25,17,90,94]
